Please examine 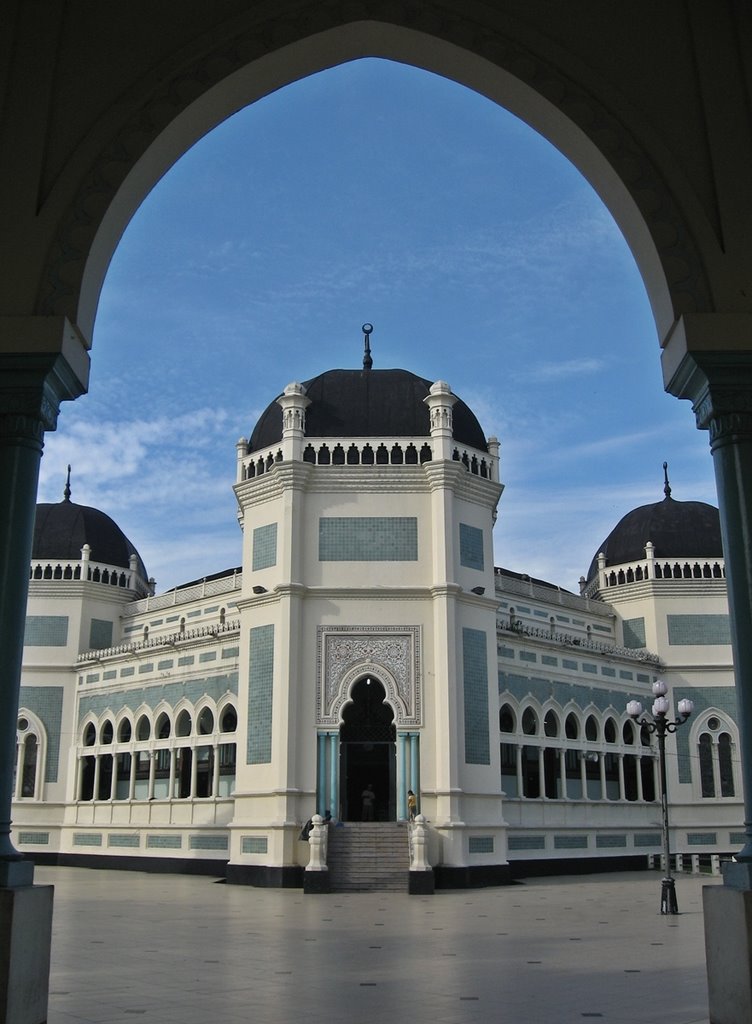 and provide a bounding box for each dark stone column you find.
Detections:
[0,318,89,884]
[664,314,752,1023]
